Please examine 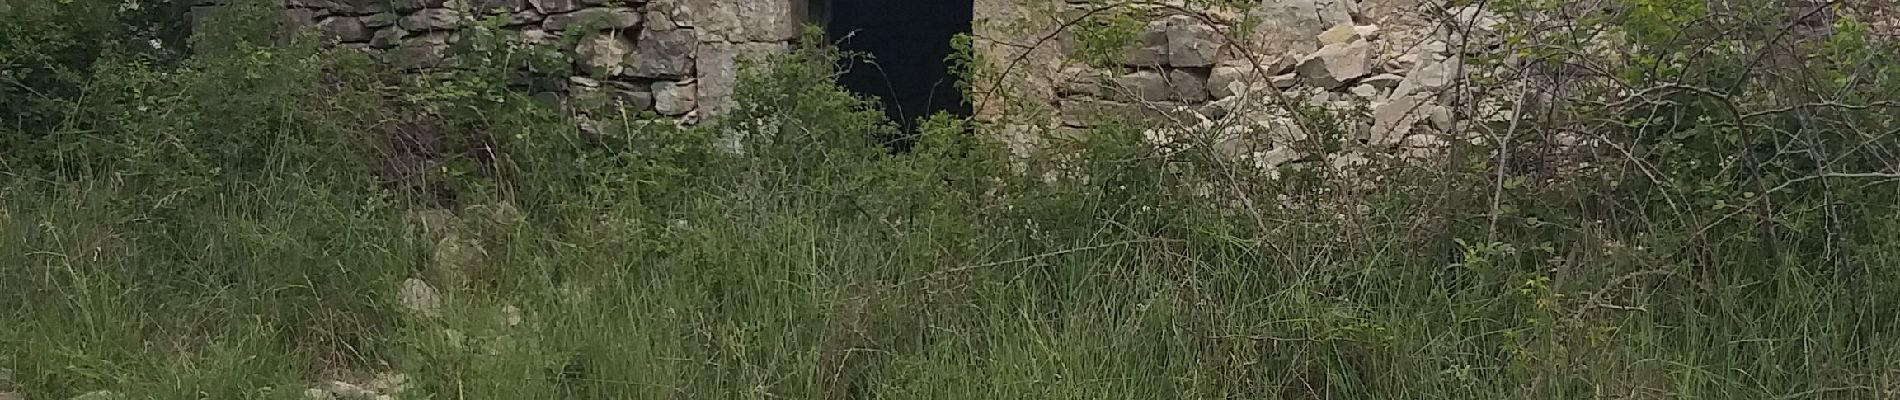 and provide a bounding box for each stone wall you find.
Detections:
[191,0,807,120]
[970,0,1464,164]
